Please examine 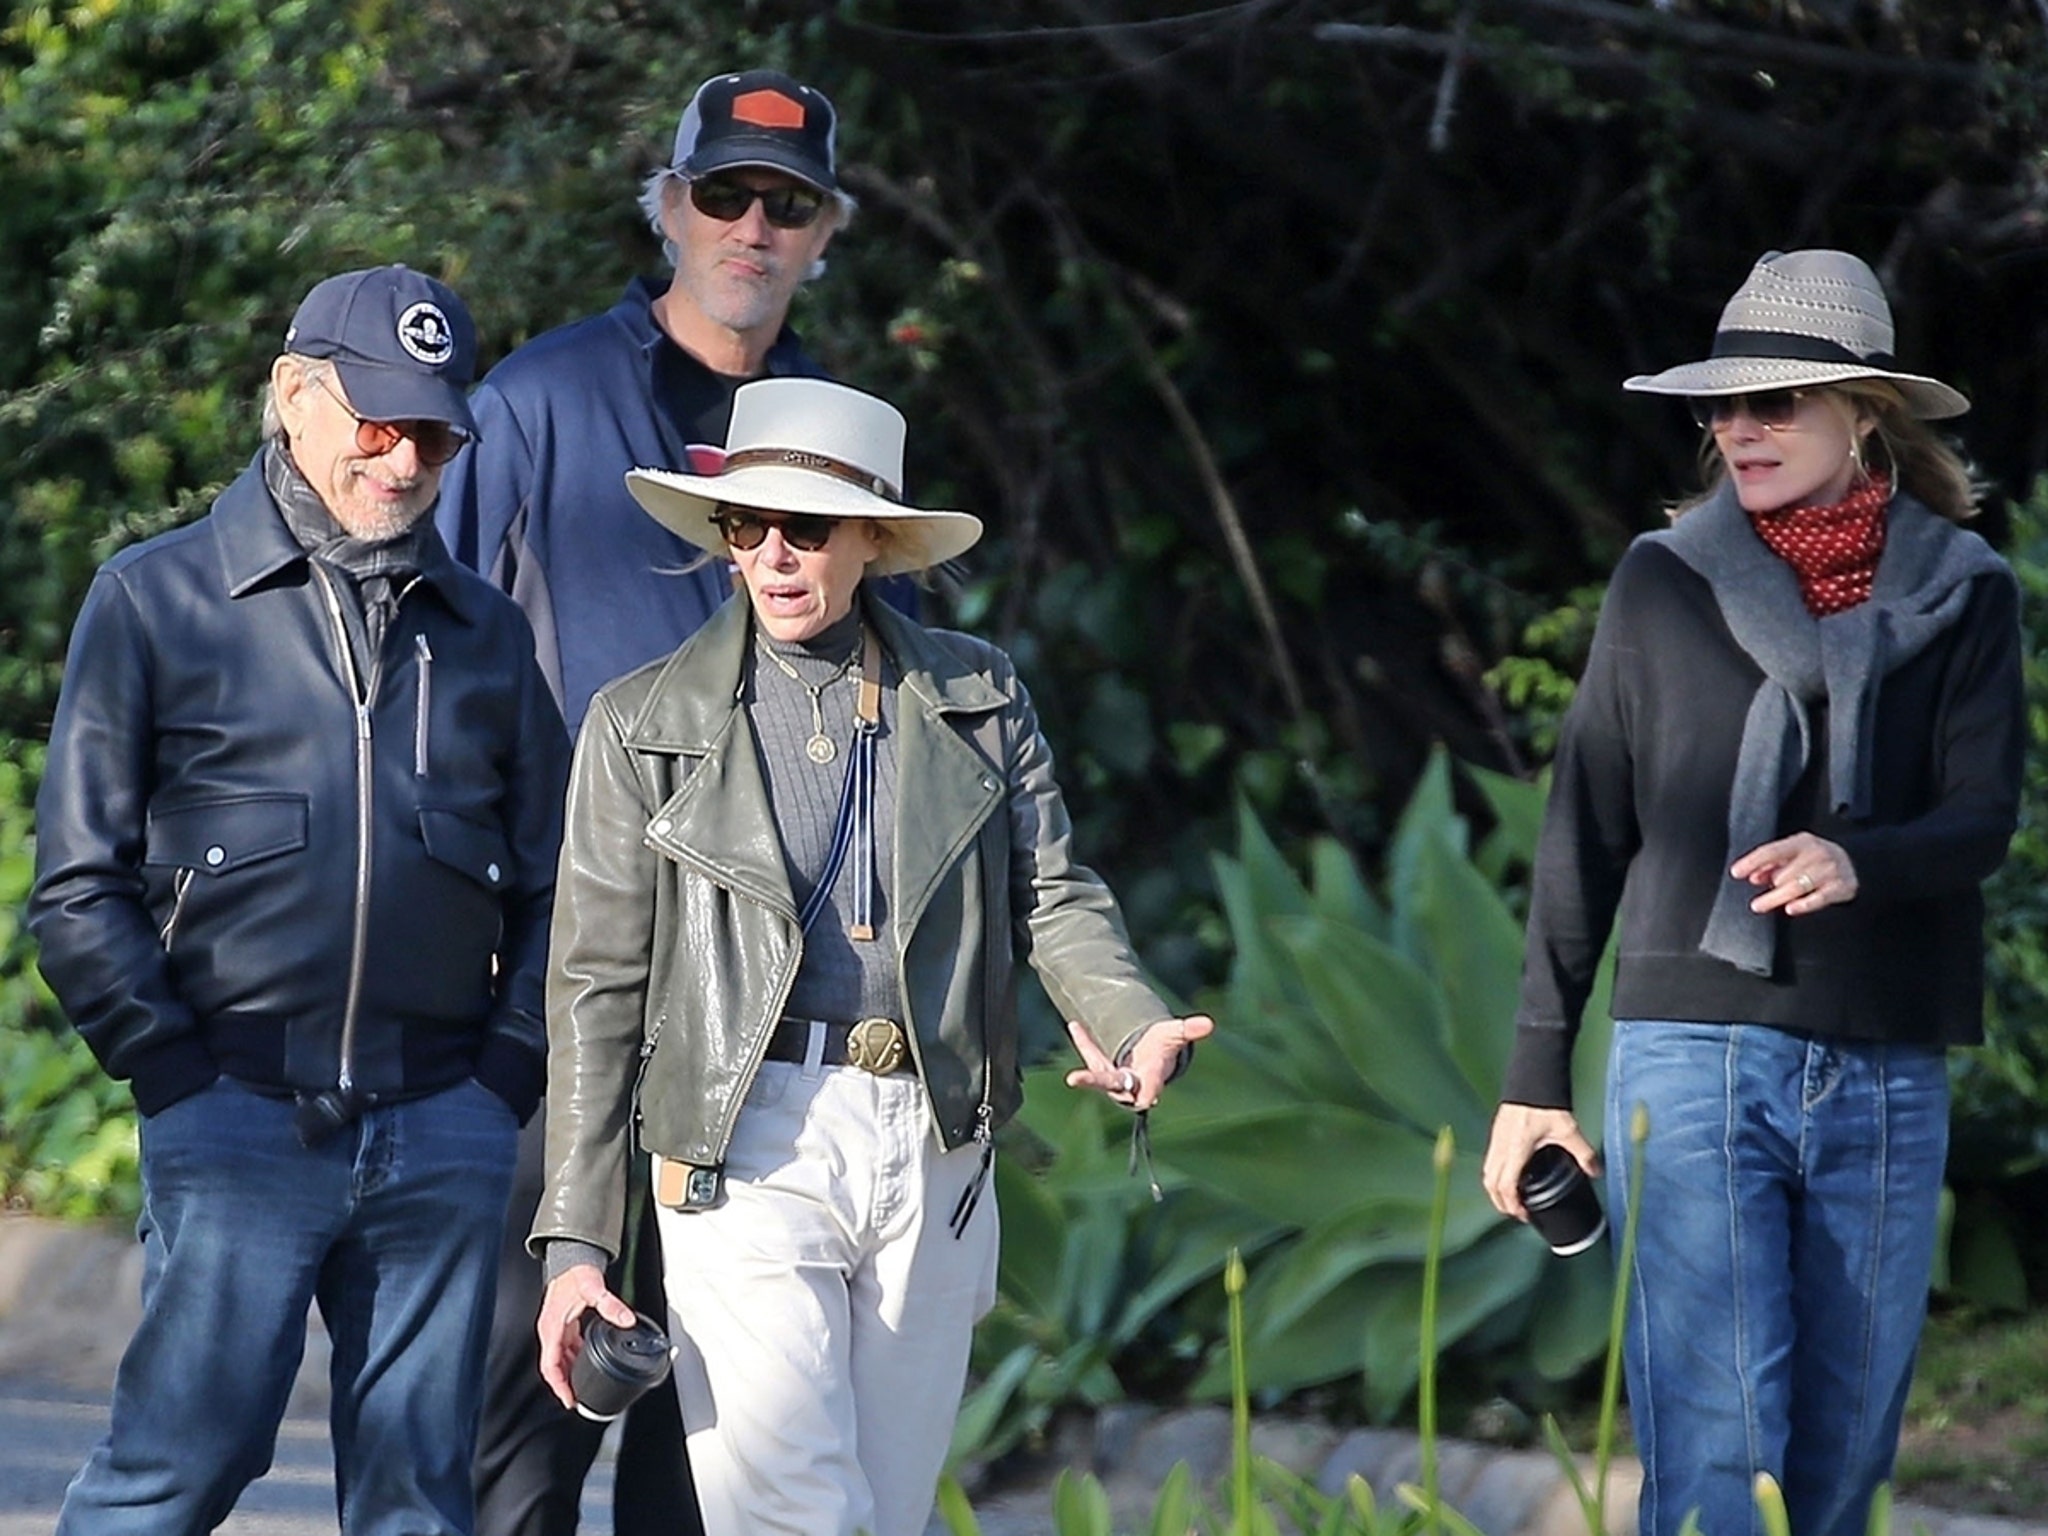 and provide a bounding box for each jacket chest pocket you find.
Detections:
[418,807,514,893]
[144,793,310,947]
